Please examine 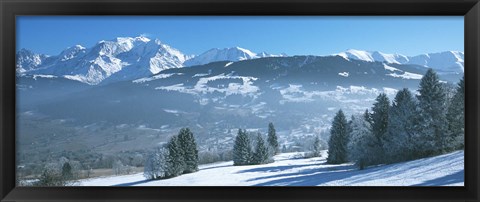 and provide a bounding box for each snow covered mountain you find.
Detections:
[16,49,50,74]
[336,49,464,73]
[17,37,462,86]
[184,47,287,67]
[407,51,464,73]
[17,36,188,85]
[22,55,462,131]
